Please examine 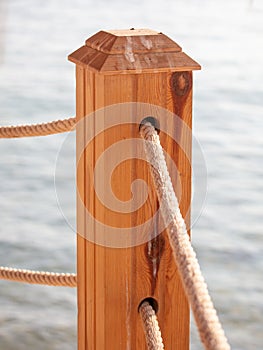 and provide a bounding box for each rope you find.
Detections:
[0,117,76,138]
[0,266,77,287]
[139,301,165,350]
[140,123,231,350]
